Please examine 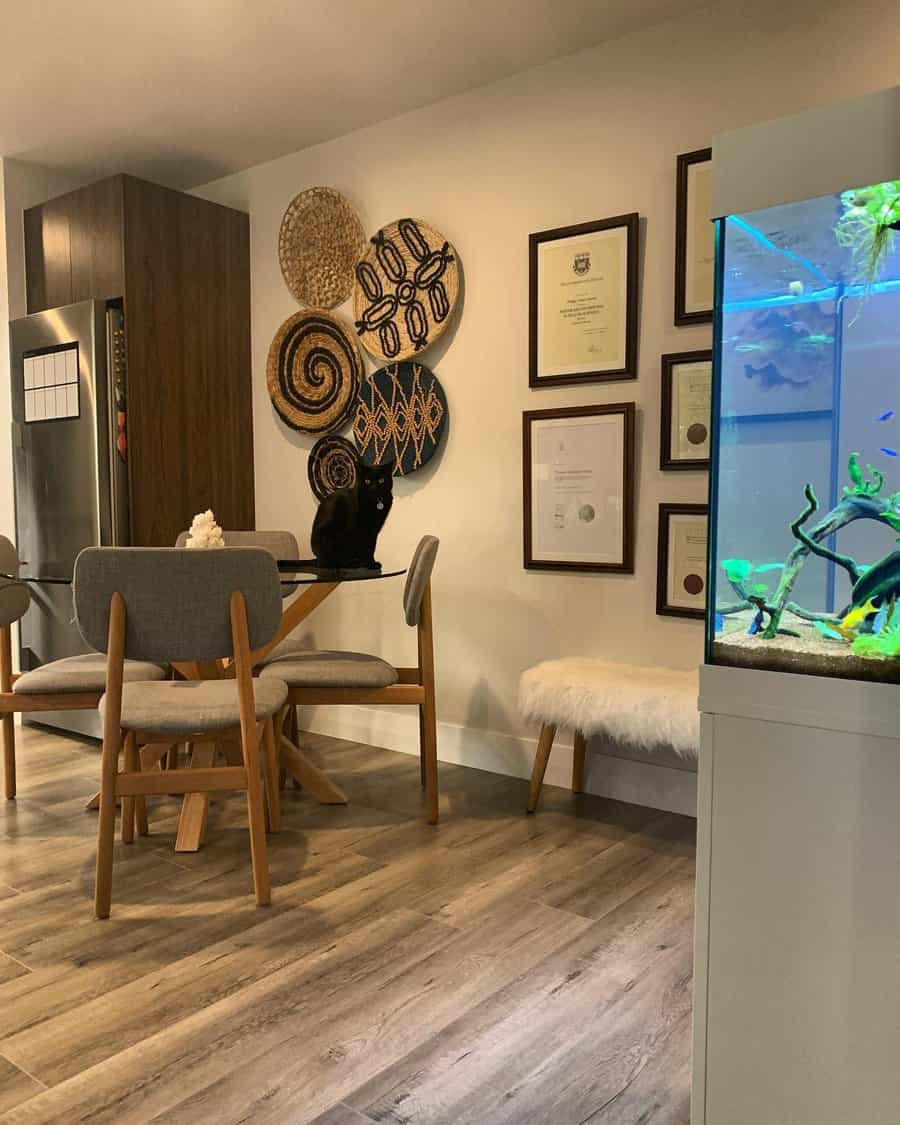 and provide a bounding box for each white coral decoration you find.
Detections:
[185,510,225,549]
